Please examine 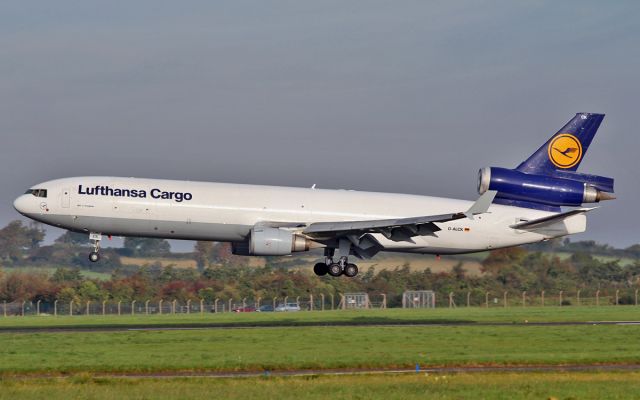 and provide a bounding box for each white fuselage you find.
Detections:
[13,177,587,255]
